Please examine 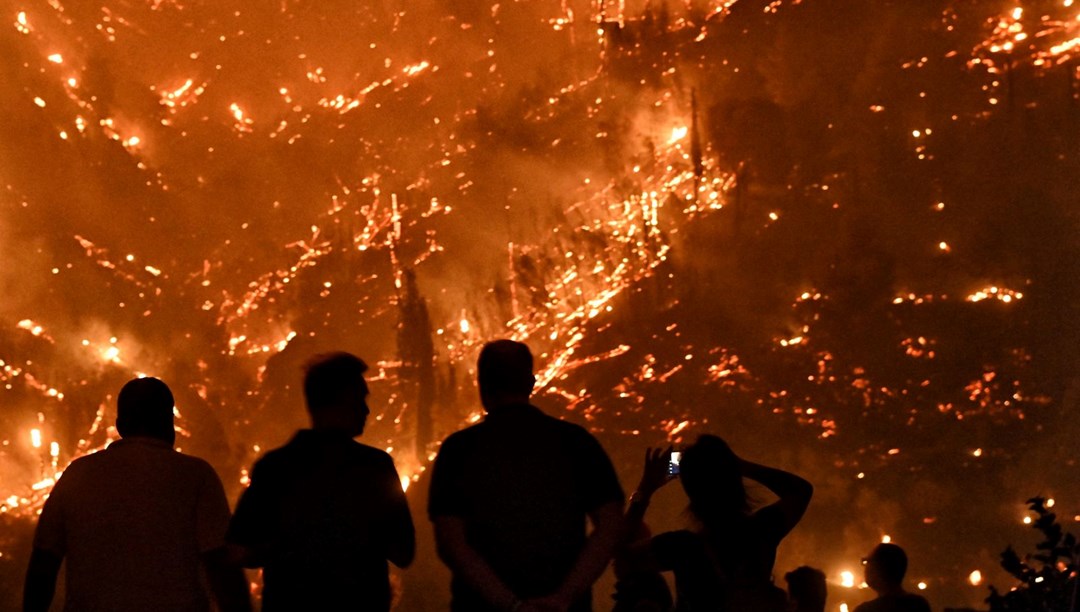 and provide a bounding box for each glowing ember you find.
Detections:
[969,570,982,586]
